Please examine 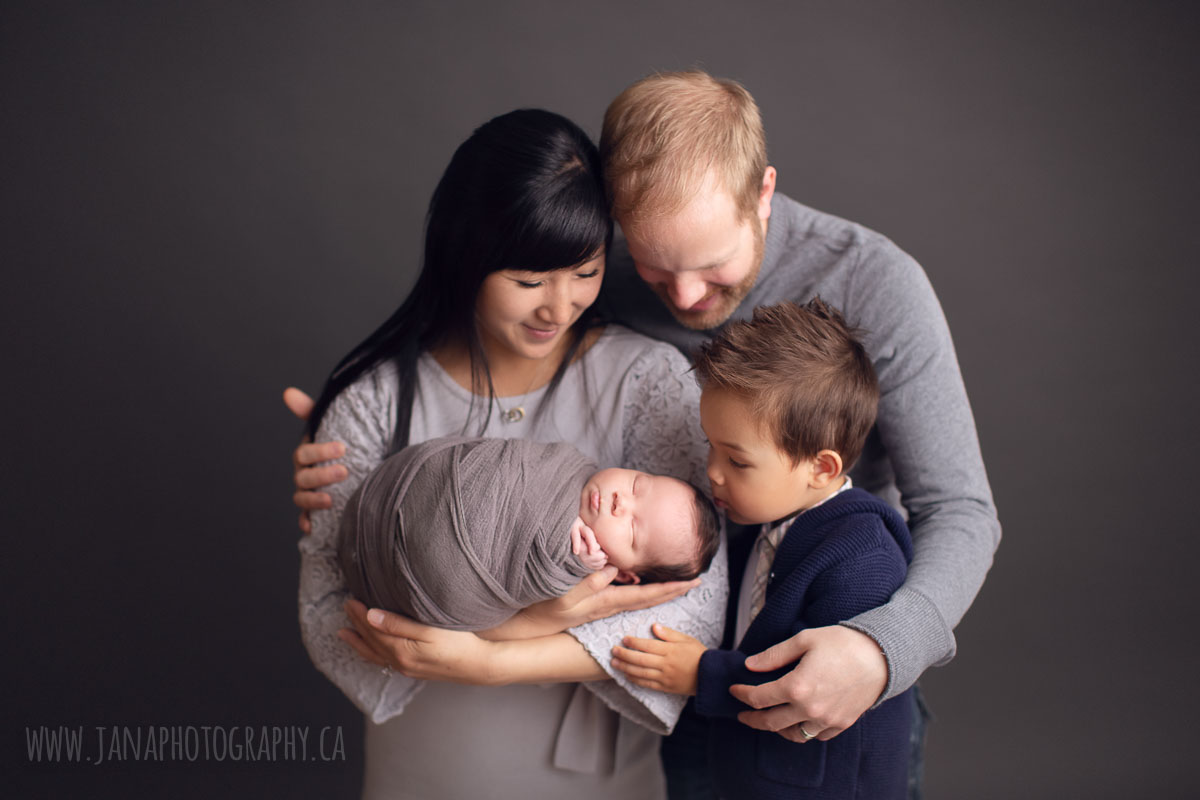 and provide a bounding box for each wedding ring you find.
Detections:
[381,665,392,676]
[798,725,817,741]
